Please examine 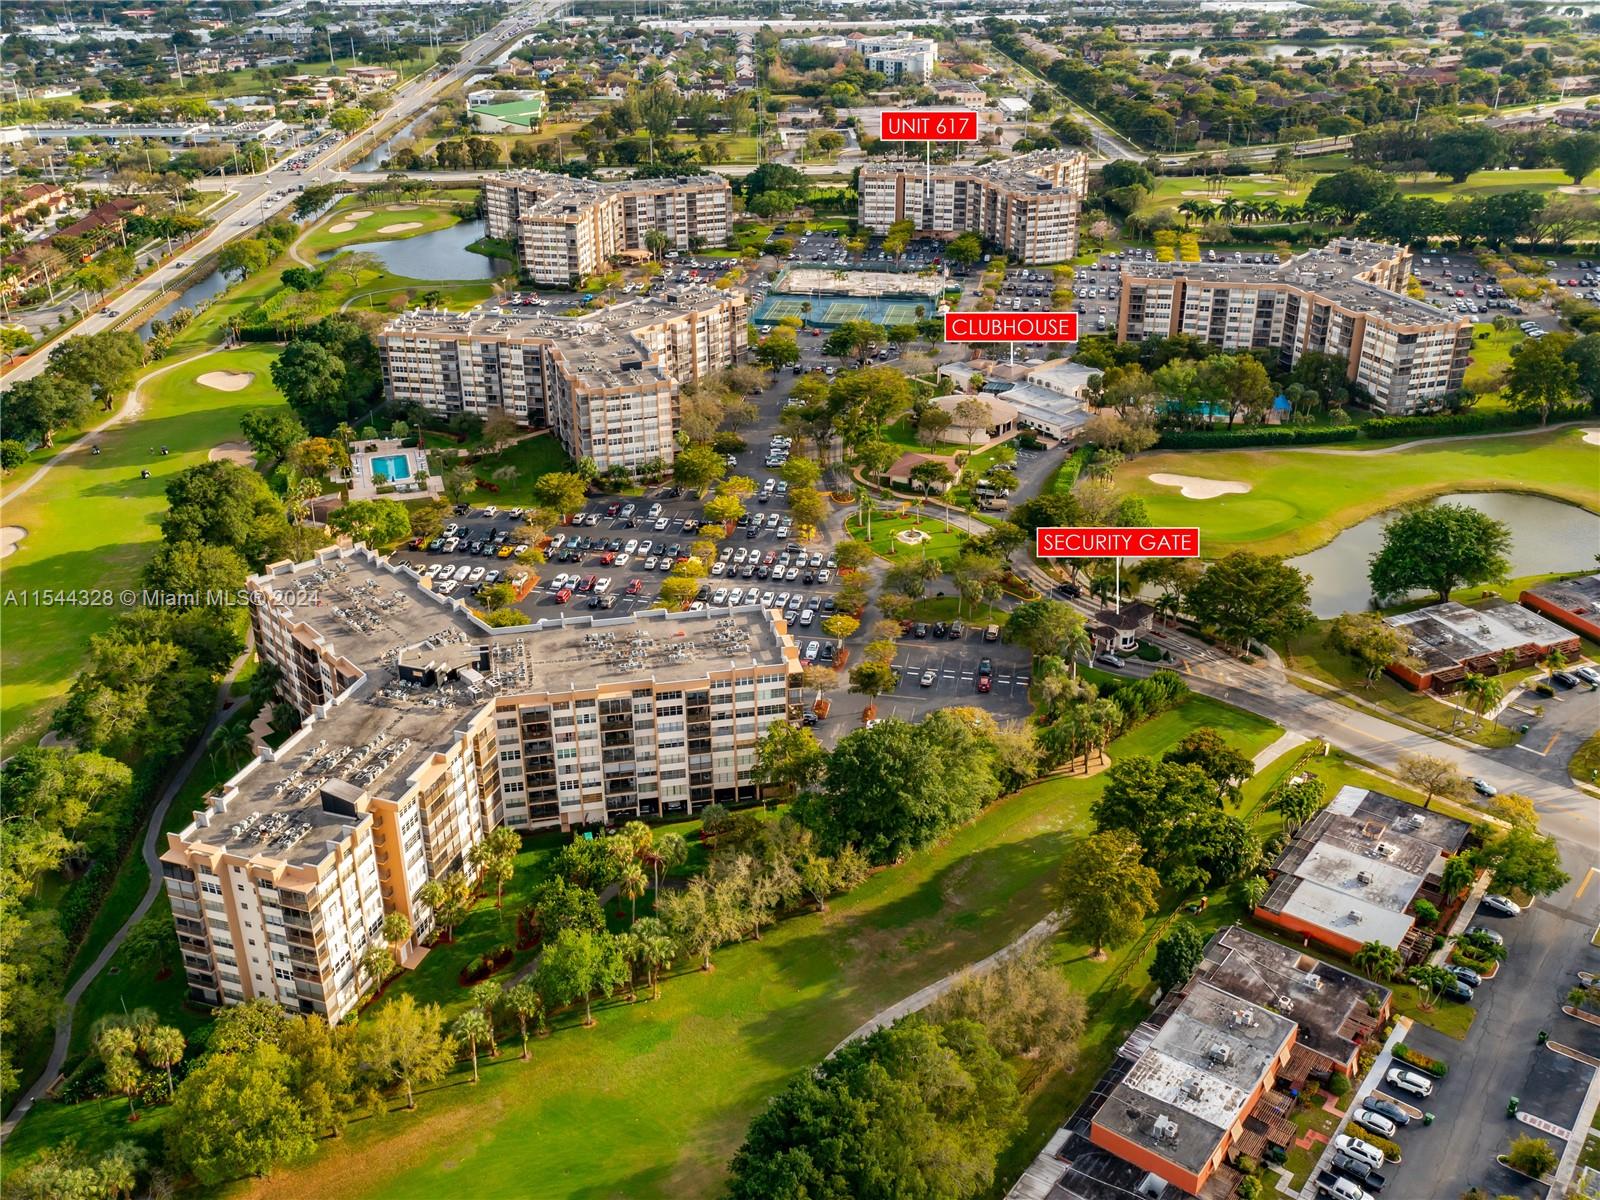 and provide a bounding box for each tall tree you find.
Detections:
[1368,502,1513,604]
[165,1044,316,1185]
[1328,611,1408,687]
[1057,830,1161,957]
[1505,331,1577,425]
[1150,922,1205,996]
[536,928,629,1026]
[1396,752,1468,810]
[453,1008,491,1084]
[359,994,455,1110]
[46,329,144,410]
[1164,727,1254,803]
[1187,552,1313,650]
